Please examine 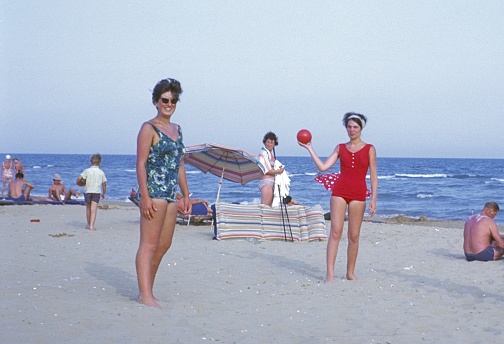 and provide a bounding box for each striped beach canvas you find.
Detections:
[214,203,327,241]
